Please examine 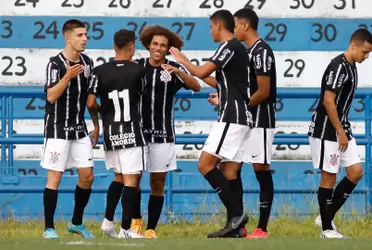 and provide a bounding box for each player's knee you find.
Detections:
[320,171,337,188]
[347,165,364,183]
[150,175,166,194]
[80,172,94,187]
[46,170,63,189]
[198,161,213,175]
